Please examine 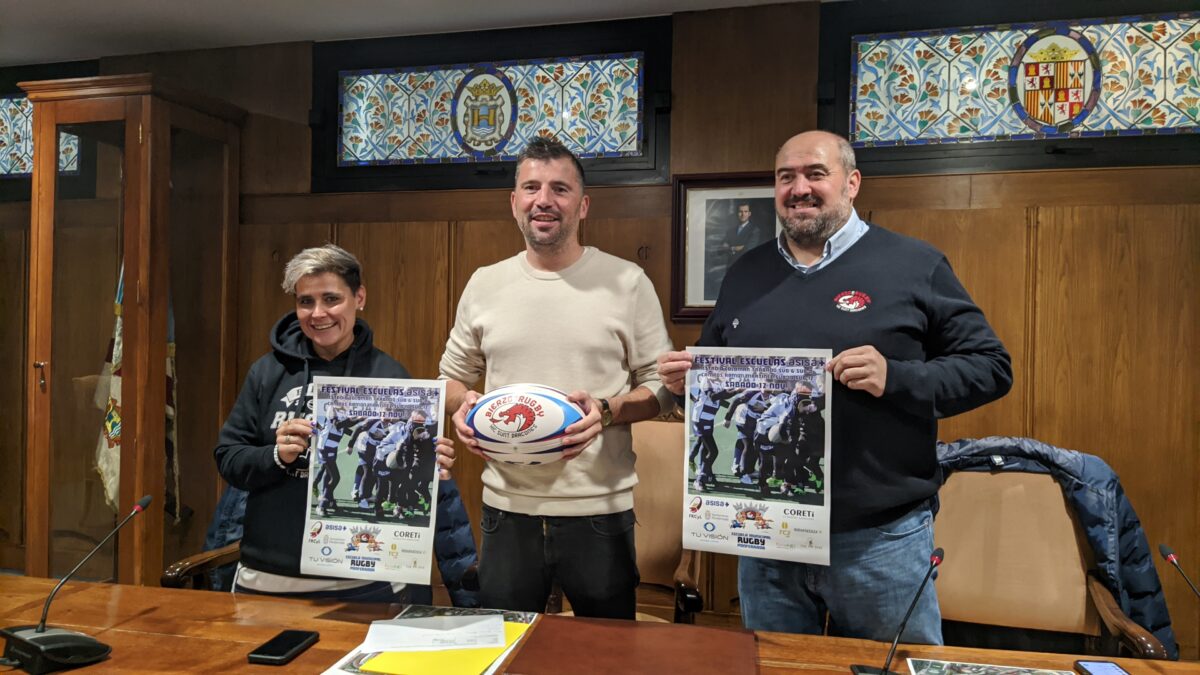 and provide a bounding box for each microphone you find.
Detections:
[850,547,945,675]
[1159,544,1200,599]
[1,495,152,674]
